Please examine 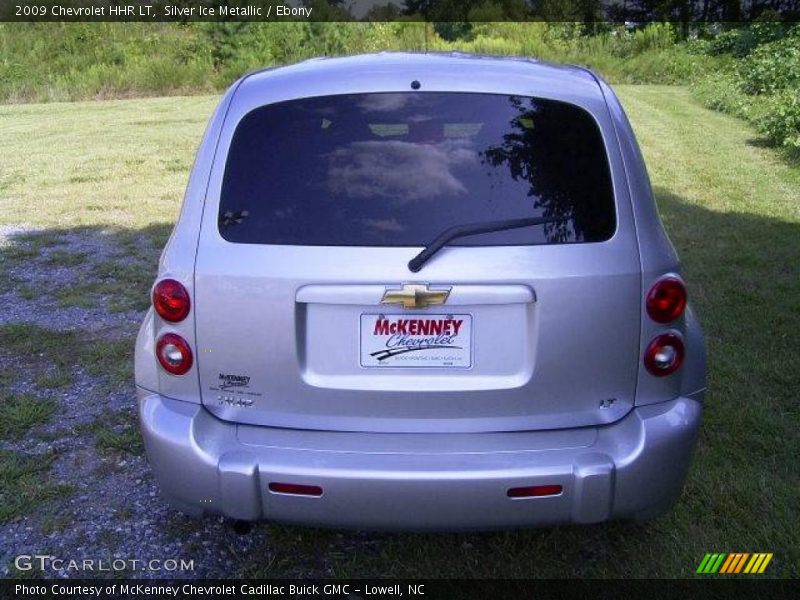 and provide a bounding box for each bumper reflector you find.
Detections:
[268,482,323,497]
[507,484,563,498]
